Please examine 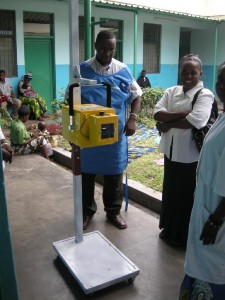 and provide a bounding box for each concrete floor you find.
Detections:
[4,154,185,300]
